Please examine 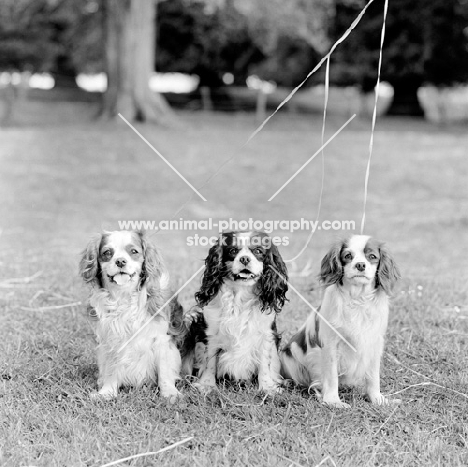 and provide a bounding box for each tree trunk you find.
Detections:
[0,82,16,126]
[100,0,173,123]
[387,78,425,117]
[51,56,79,89]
